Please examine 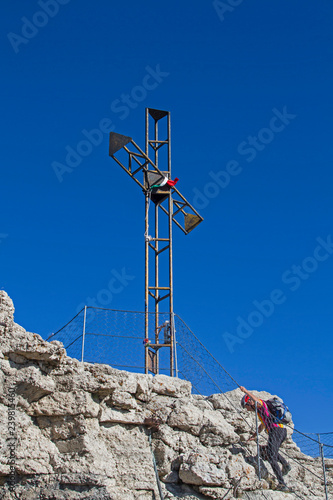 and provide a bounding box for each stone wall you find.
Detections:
[0,291,331,499]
